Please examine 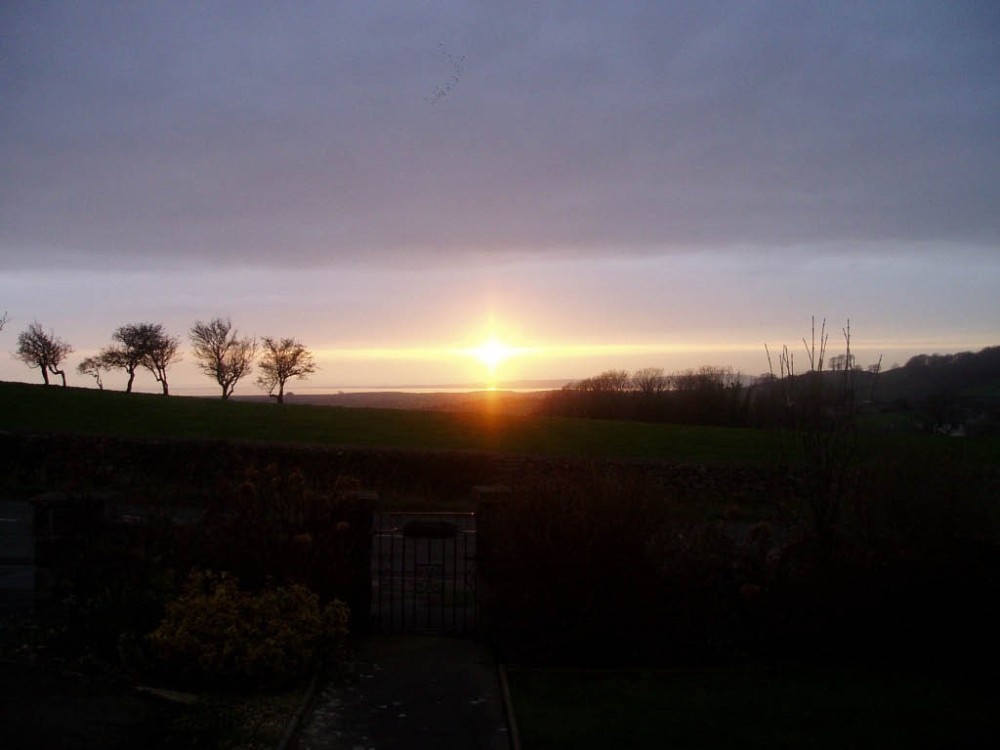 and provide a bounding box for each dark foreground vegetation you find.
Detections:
[542,344,1000,436]
[482,456,998,669]
[1,363,998,746]
[1,435,372,748]
[506,666,999,749]
[484,337,1000,671]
